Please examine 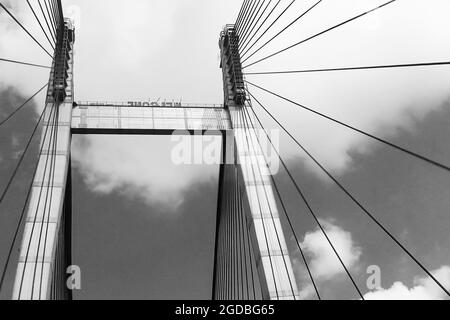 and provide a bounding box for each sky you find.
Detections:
[0,0,450,300]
